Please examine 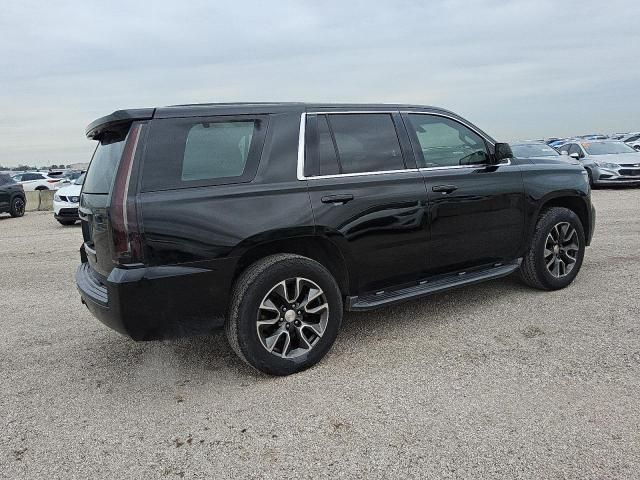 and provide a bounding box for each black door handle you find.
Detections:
[321,194,354,204]
[432,184,458,194]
